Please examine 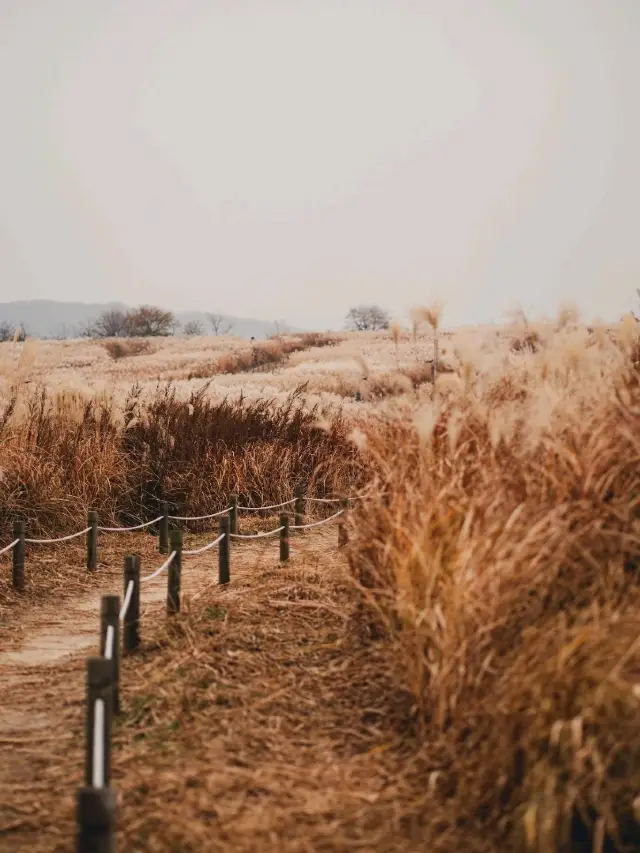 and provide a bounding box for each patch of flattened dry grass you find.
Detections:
[112,570,417,852]
[344,349,640,850]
